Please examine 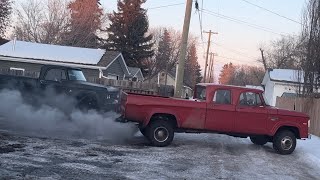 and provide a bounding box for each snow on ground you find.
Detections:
[0,130,320,180]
